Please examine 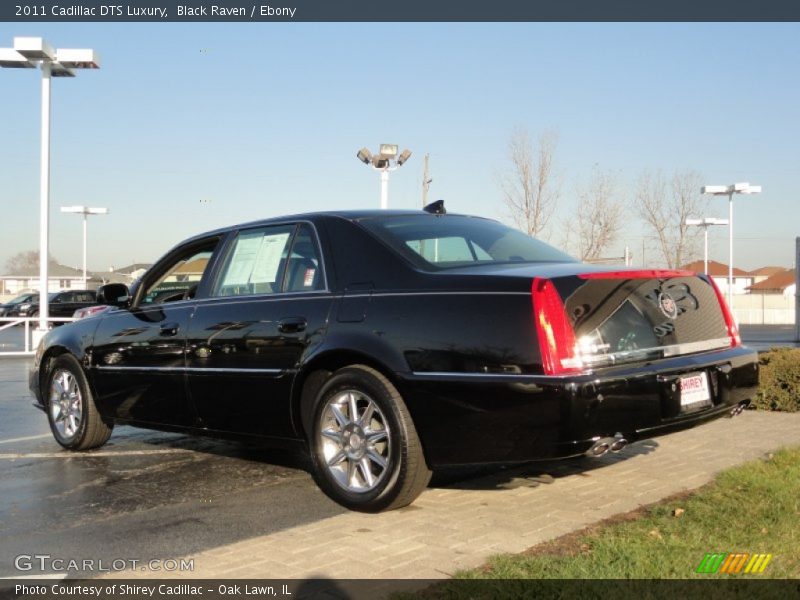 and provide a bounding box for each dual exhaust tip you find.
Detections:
[729,399,750,417]
[588,400,751,458]
[586,435,627,458]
